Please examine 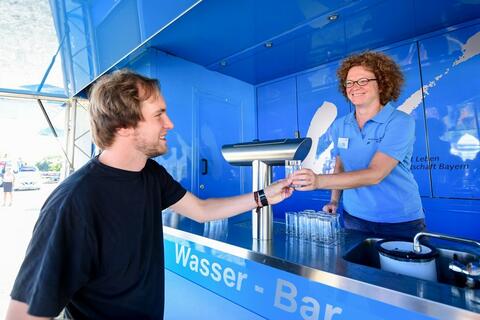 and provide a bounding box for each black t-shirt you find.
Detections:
[11,157,187,319]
